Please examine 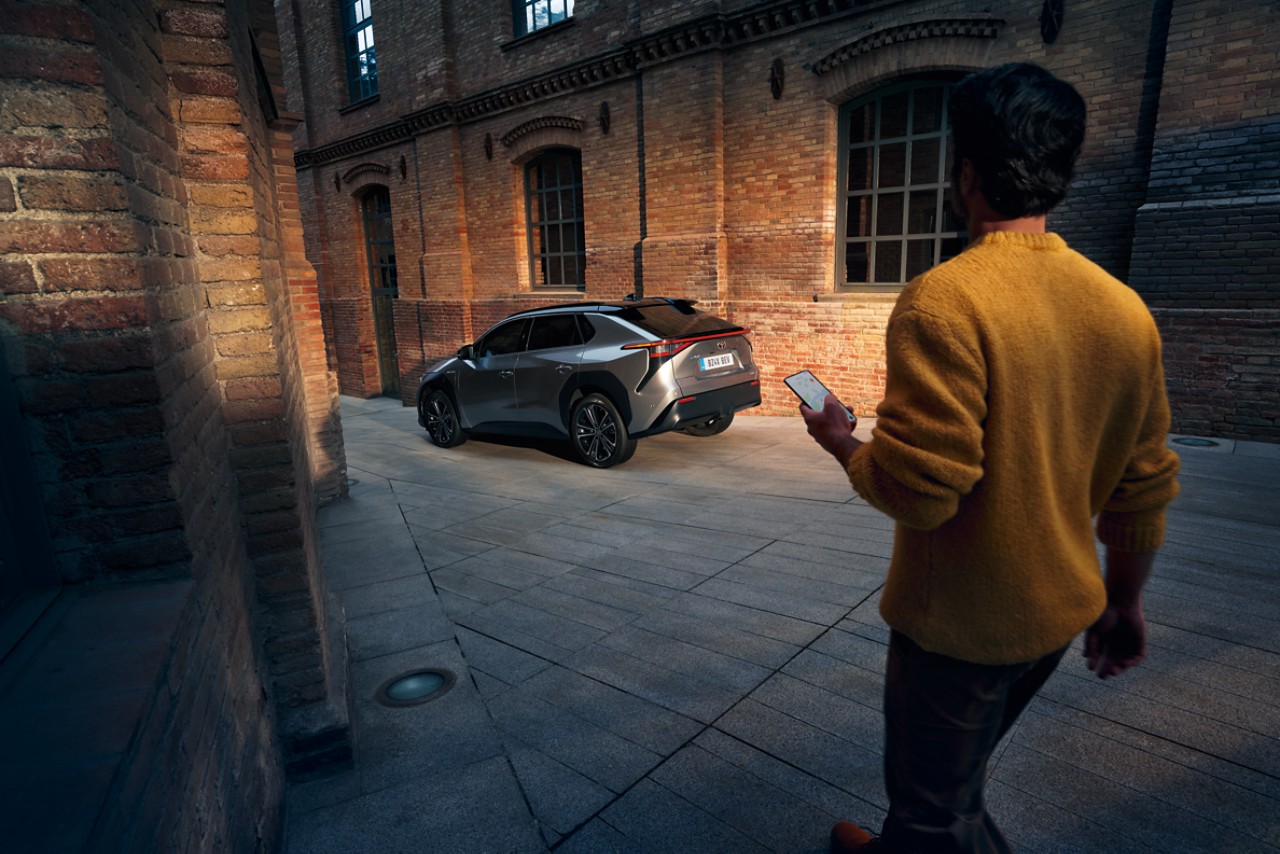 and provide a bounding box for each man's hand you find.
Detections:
[1084,547,1155,680]
[800,394,862,469]
[1084,602,1147,679]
